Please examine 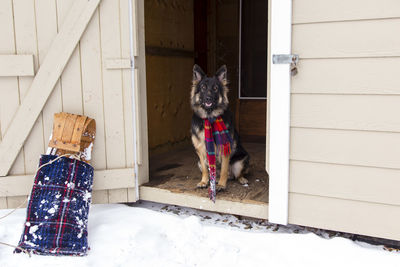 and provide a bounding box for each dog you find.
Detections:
[190,64,249,191]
